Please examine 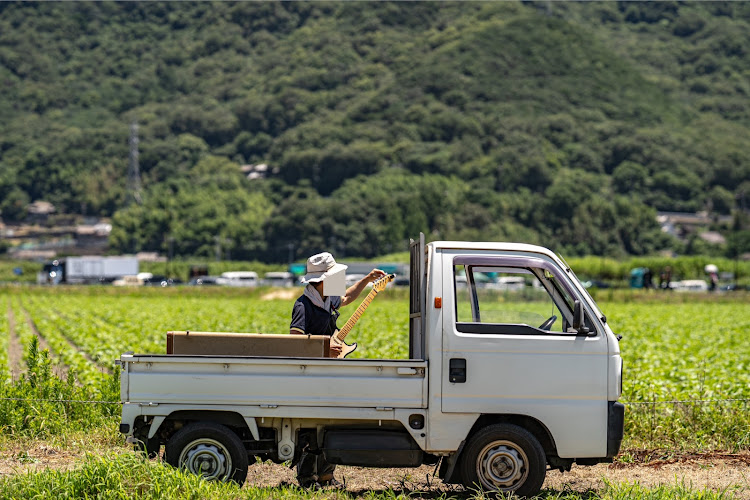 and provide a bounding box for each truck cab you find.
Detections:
[119,236,623,497]
[427,241,623,492]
